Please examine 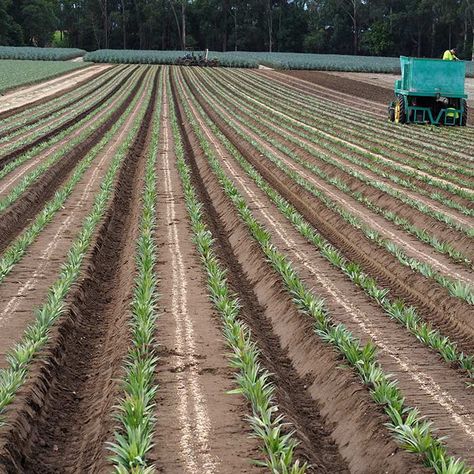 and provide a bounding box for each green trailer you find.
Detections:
[388,56,468,126]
